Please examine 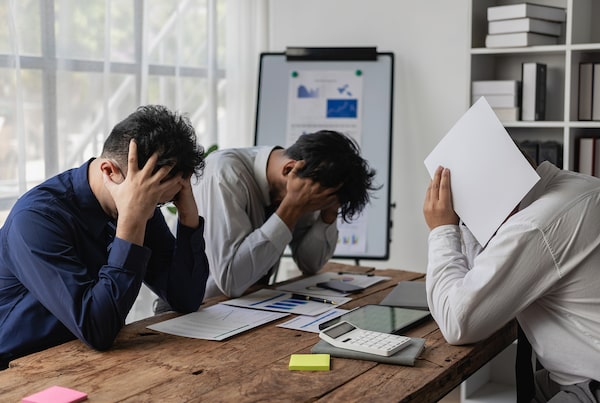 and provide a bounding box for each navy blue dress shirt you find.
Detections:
[0,159,209,367]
